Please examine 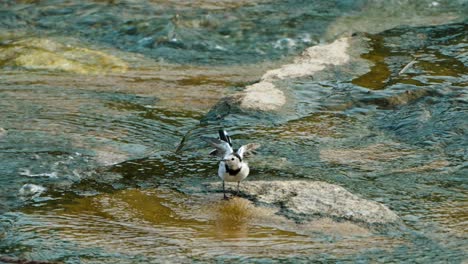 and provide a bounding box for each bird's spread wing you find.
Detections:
[201,136,233,158]
[237,143,260,158]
